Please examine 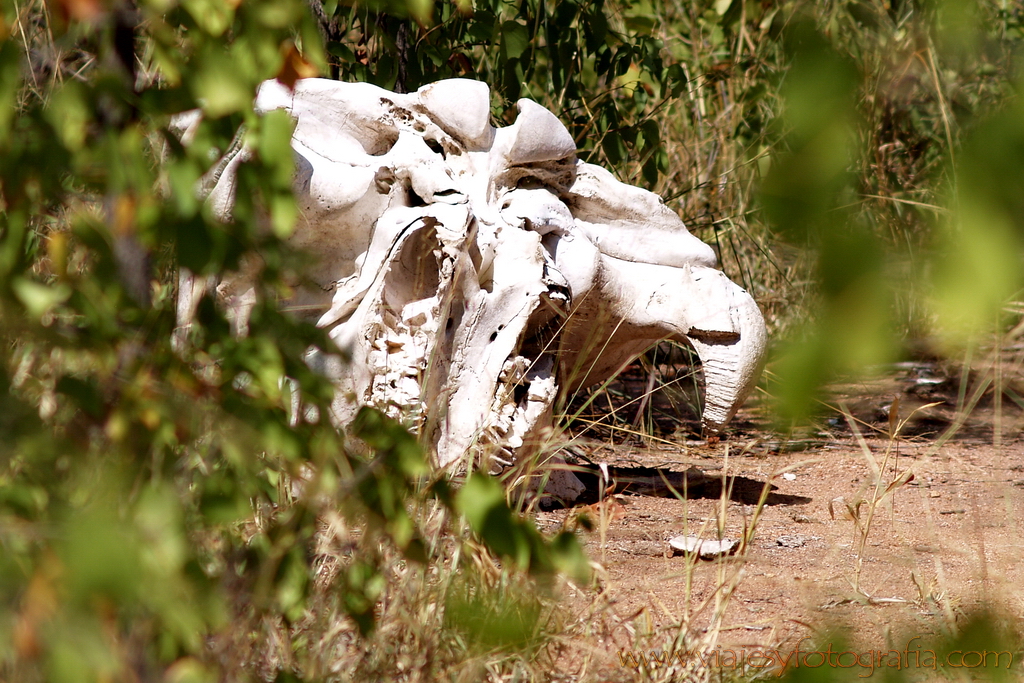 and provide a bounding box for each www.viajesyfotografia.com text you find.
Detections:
[617,638,1015,678]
